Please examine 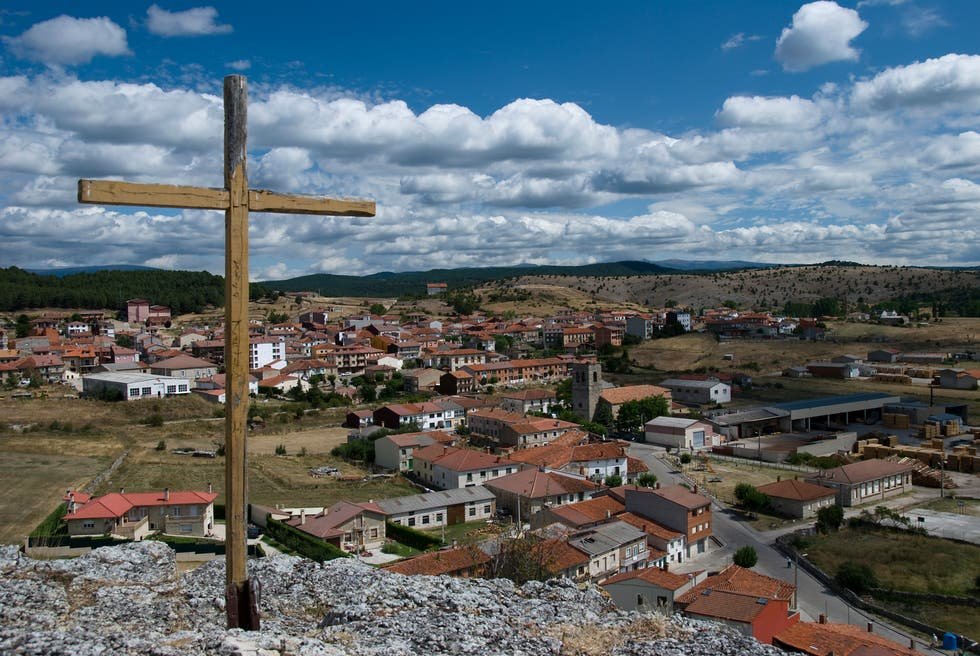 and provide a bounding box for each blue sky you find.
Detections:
[0,1,978,278]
